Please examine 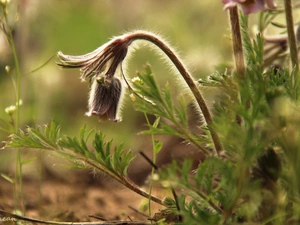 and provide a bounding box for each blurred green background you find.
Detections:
[0,0,232,175]
[0,0,229,140]
[1,0,298,208]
